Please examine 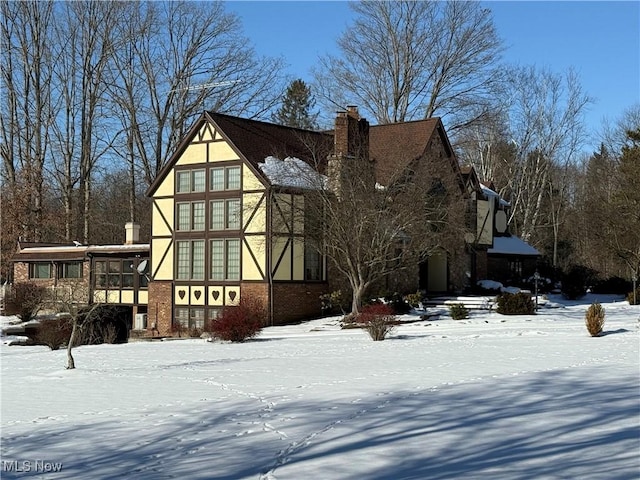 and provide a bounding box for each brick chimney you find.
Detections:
[125,222,140,245]
[328,106,370,194]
